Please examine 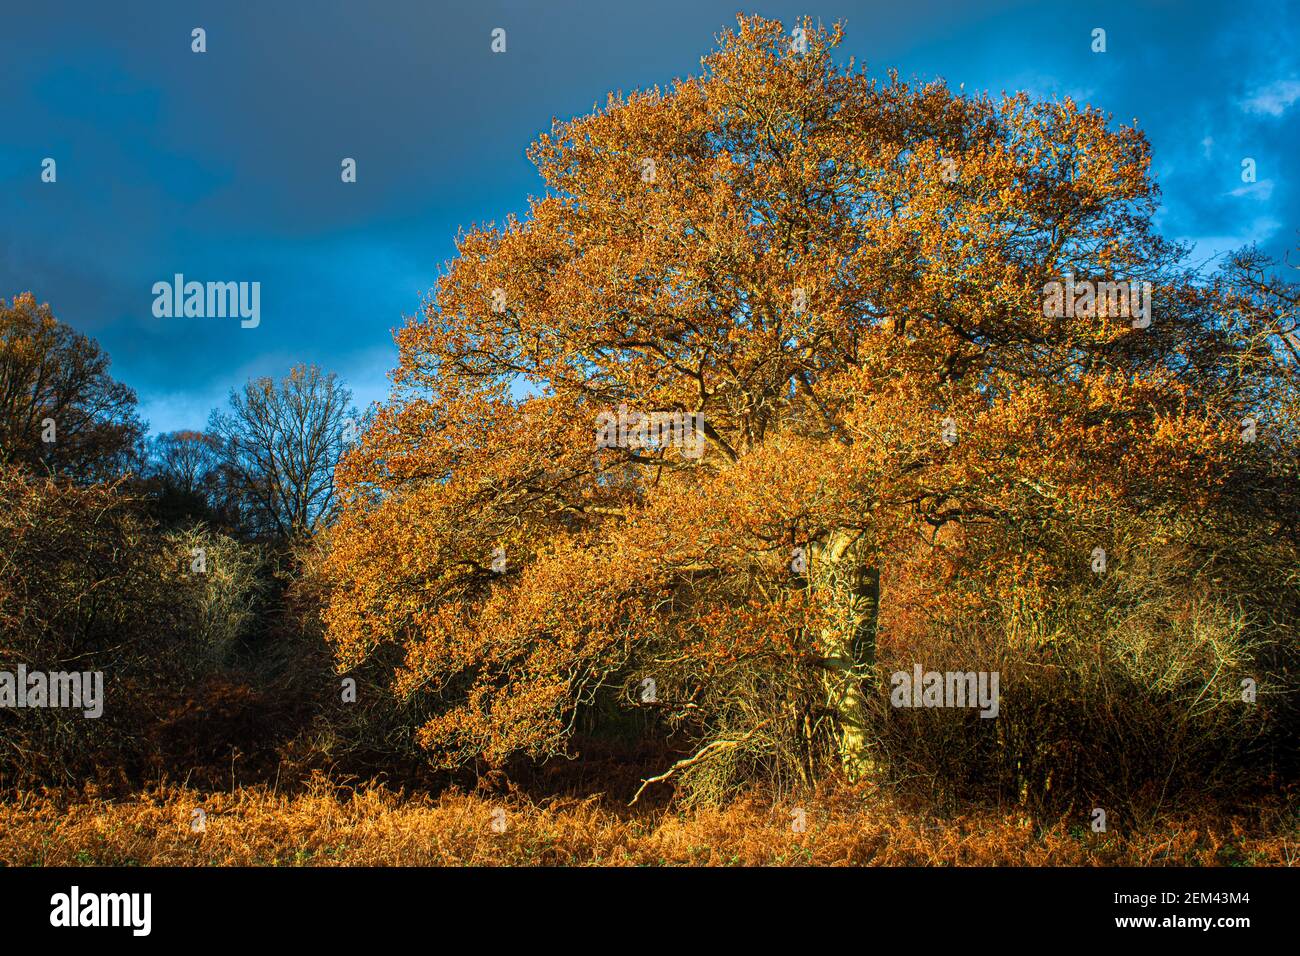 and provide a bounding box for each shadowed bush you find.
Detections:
[0,466,272,789]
